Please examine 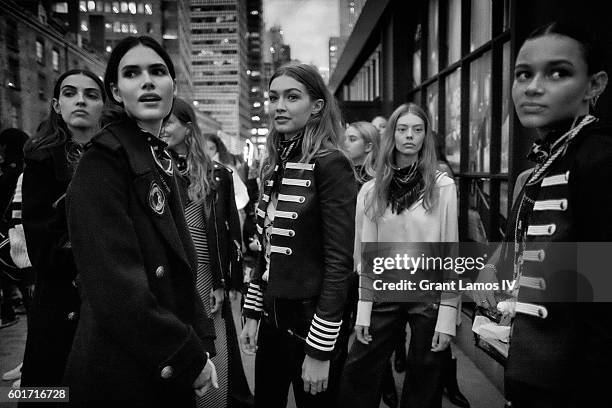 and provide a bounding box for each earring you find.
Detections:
[590,94,600,110]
